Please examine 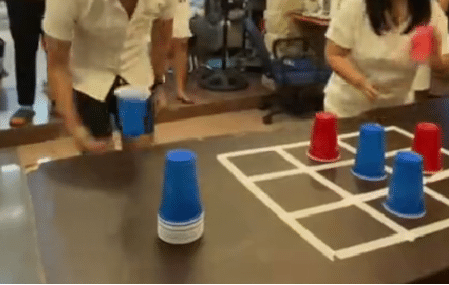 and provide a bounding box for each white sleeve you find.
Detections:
[159,0,177,19]
[431,0,449,55]
[325,0,361,49]
[43,0,77,41]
